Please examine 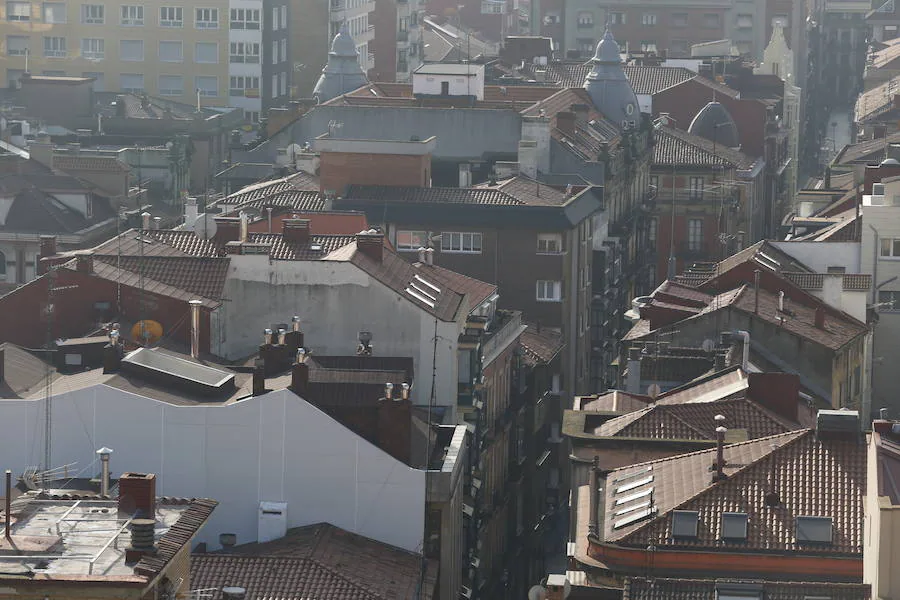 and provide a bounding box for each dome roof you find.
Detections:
[583,28,640,129]
[687,102,740,148]
[592,28,622,64]
[312,21,369,103]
